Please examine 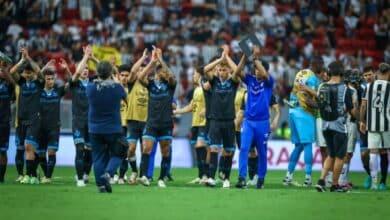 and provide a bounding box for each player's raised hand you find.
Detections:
[20,46,29,60]
[221,44,230,55]
[59,58,69,70]
[43,59,56,70]
[142,48,148,58]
